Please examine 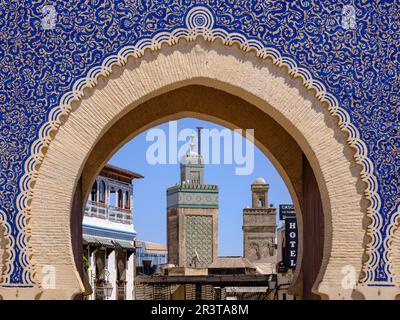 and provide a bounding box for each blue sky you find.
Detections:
[109,118,292,256]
